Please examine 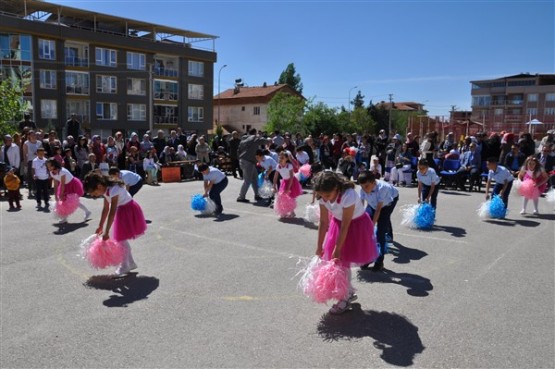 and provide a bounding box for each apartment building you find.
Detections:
[0,0,217,137]
[470,73,555,133]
